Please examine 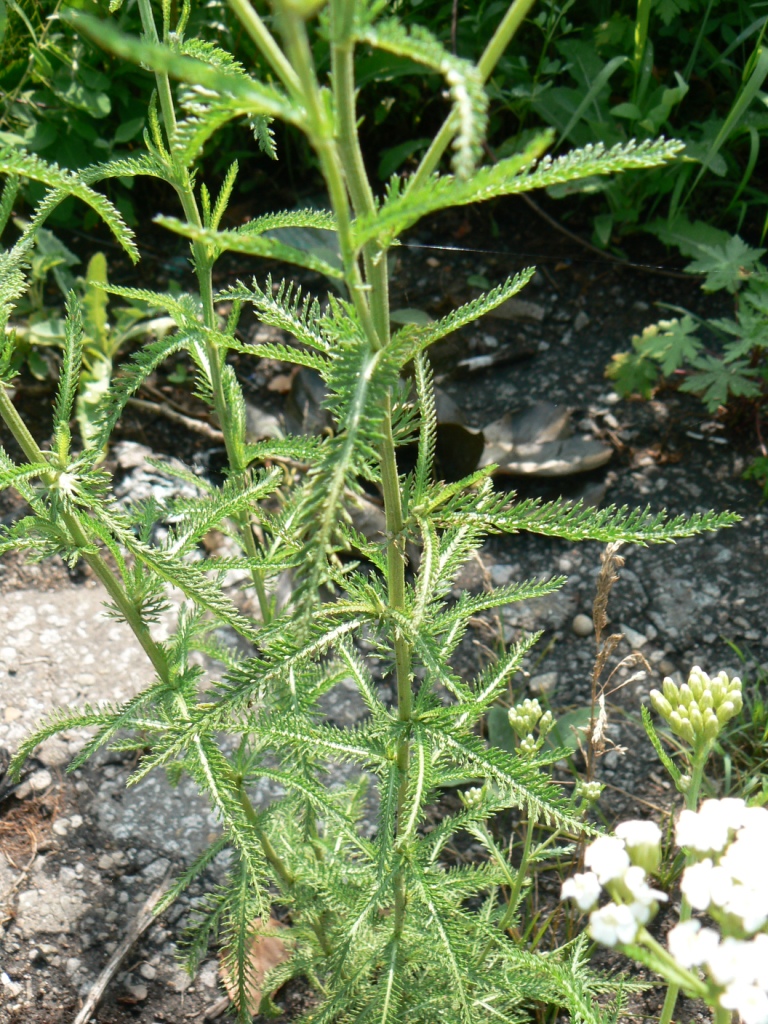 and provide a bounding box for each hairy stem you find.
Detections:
[226,0,302,97]
[136,0,272,622]
[273,4,377,343]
